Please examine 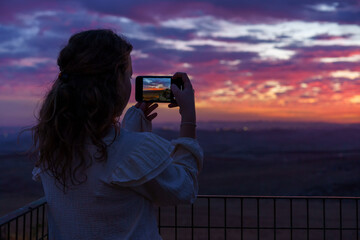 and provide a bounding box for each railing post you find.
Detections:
[290,198,293,240]
[274,198,277,240]
[339,199,342,240]
[207,198,210,240]
[191,203,194,240]
[241,197,243,240]
[323,198,326,240]
[306,198,309,240]
[356,199,359,240]
[224,198,226,239]
[174,205,177,240]
[257,198,260,240]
